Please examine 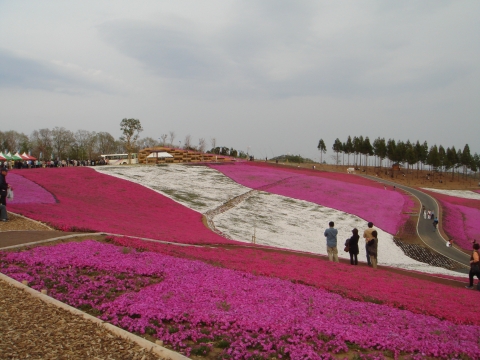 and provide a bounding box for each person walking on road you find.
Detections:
[422,205,426,219]
[324,221,339,262]
[433,217,439,231]
[367,230,379,269]
[347,228,360,265]
[465,243,479,289]
[363,222,375,266]
[427,210,432,219]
